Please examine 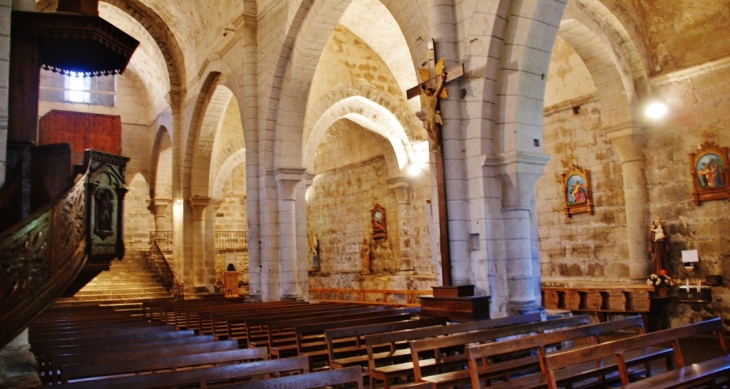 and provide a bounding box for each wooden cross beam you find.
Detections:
[406,40,463,287]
